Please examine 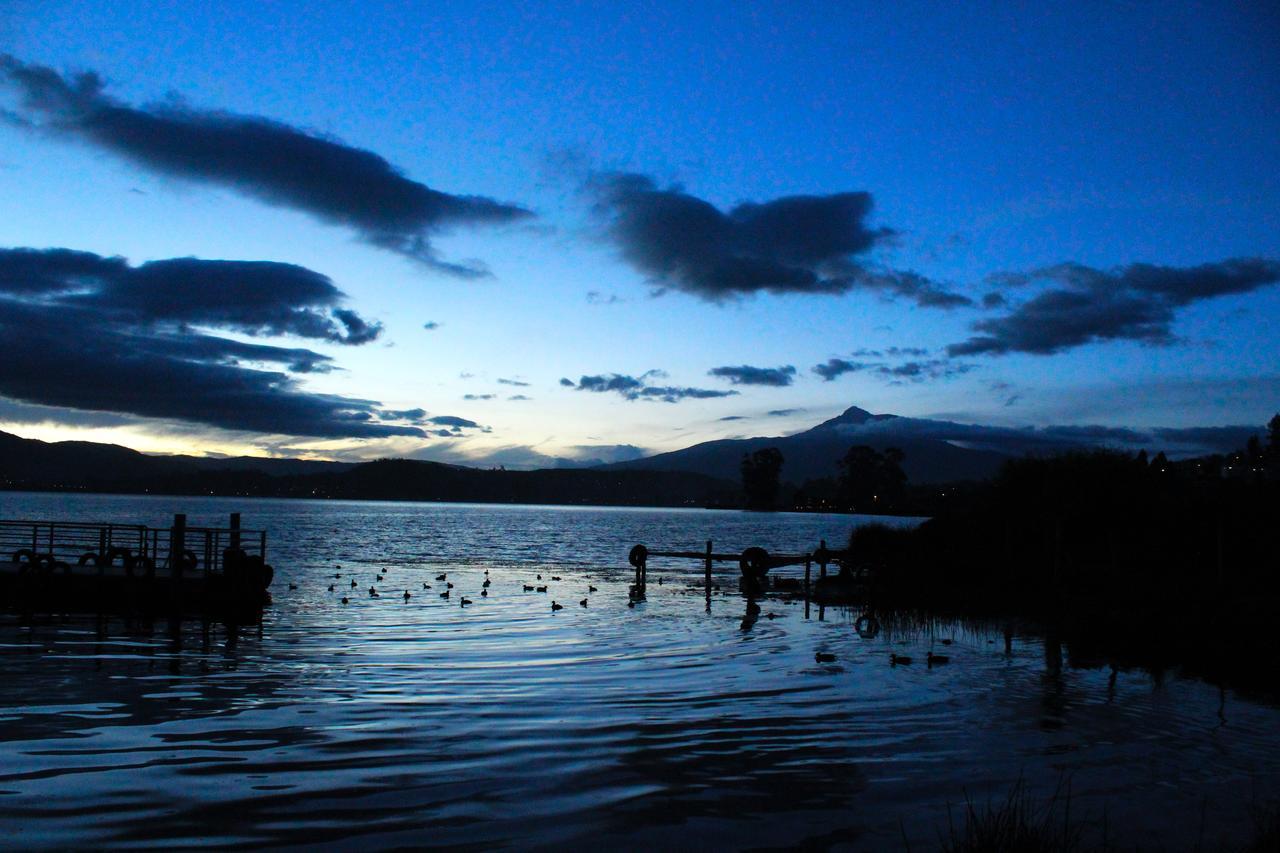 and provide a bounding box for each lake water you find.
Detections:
[0,491,1277,849]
